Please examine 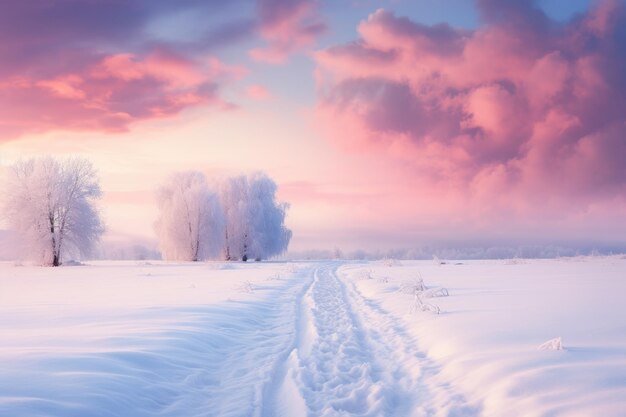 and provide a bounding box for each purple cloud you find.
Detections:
[0,0,323,139]
[315,0,626,216]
